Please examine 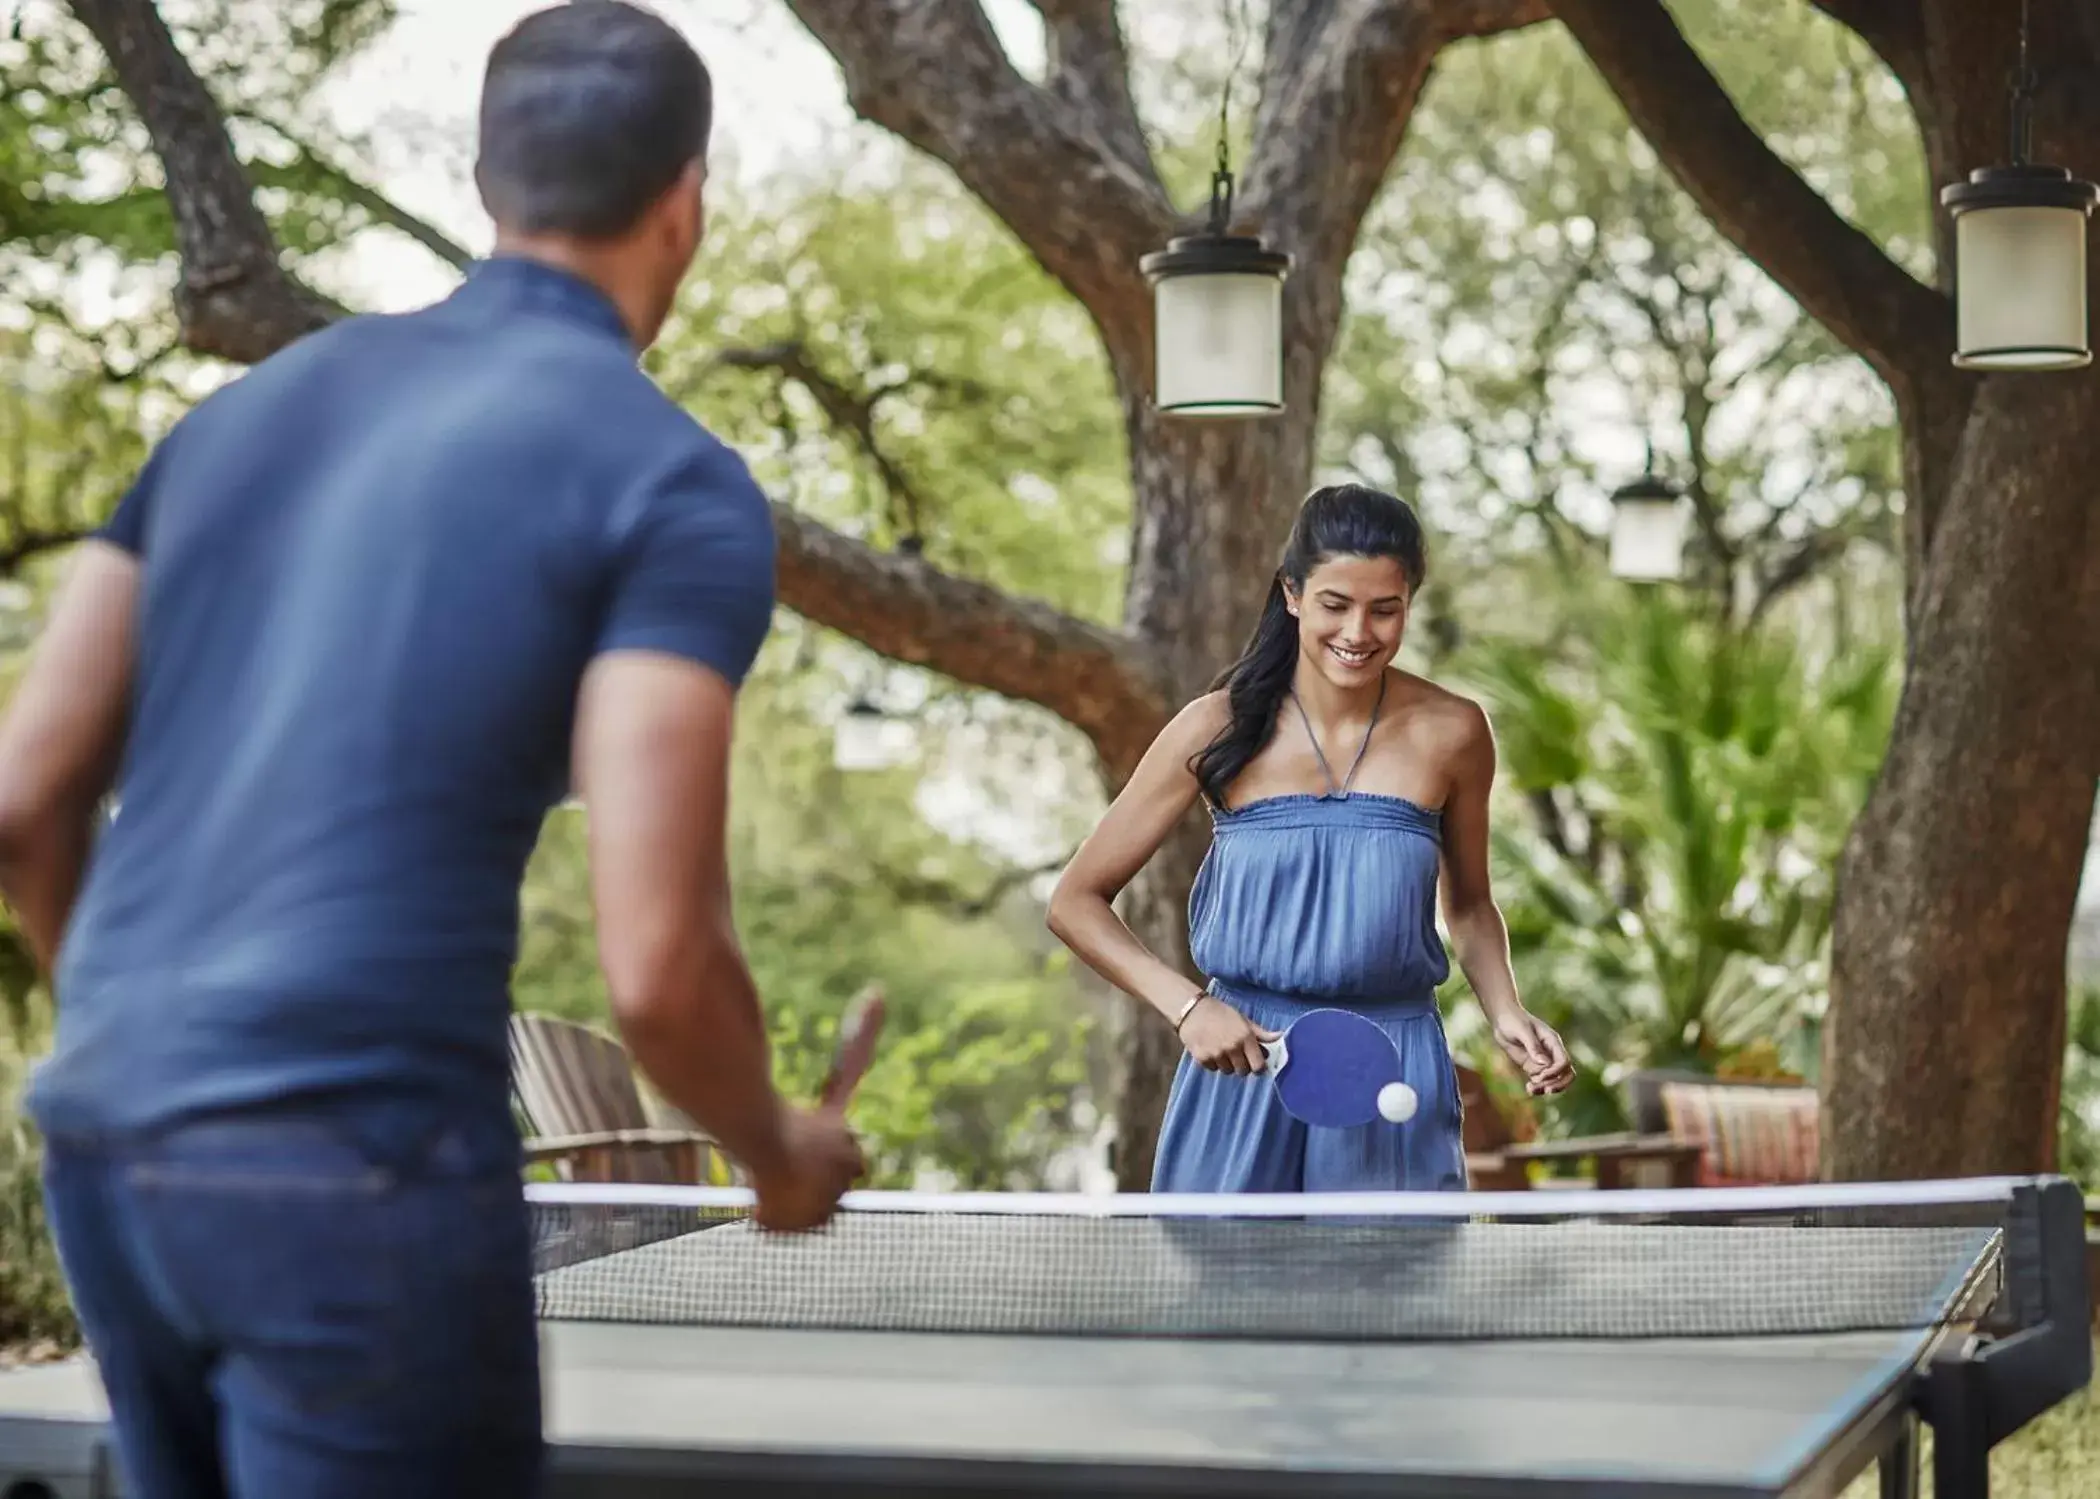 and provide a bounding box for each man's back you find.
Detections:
[0,14,863,1495]
[29,259,776,1142]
